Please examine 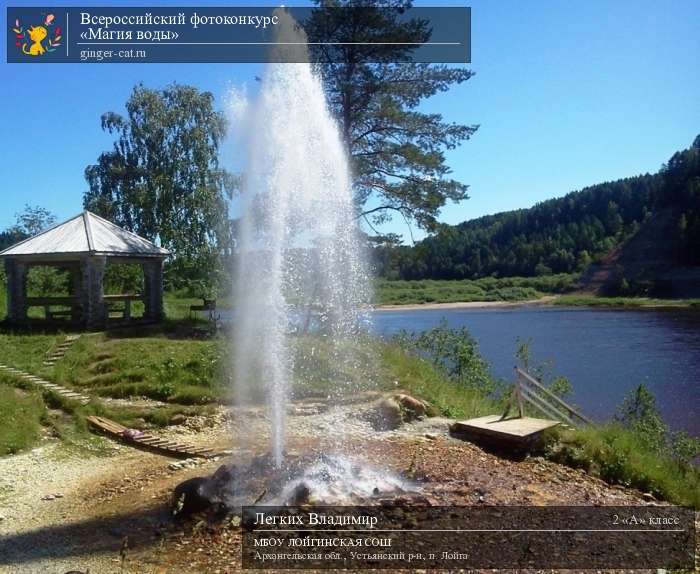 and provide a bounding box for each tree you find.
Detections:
[306,1,478,234]
[615,384,666,453]
[11,204,56,237]
[2,206,65,295]
[1,204,55,253]
[83,84,235,290]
